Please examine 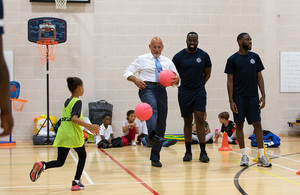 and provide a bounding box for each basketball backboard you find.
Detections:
[28,17,67,43]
